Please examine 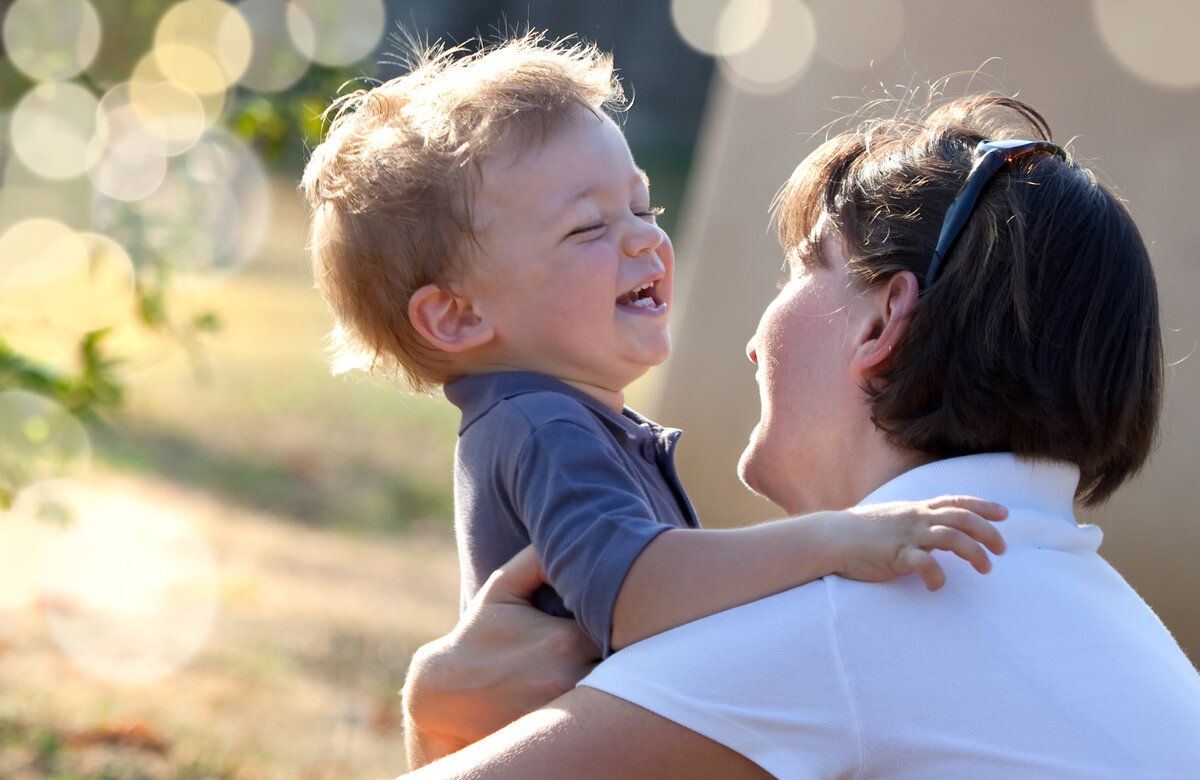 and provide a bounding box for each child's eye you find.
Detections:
[568,222,605,238]
[634,206,665,222]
